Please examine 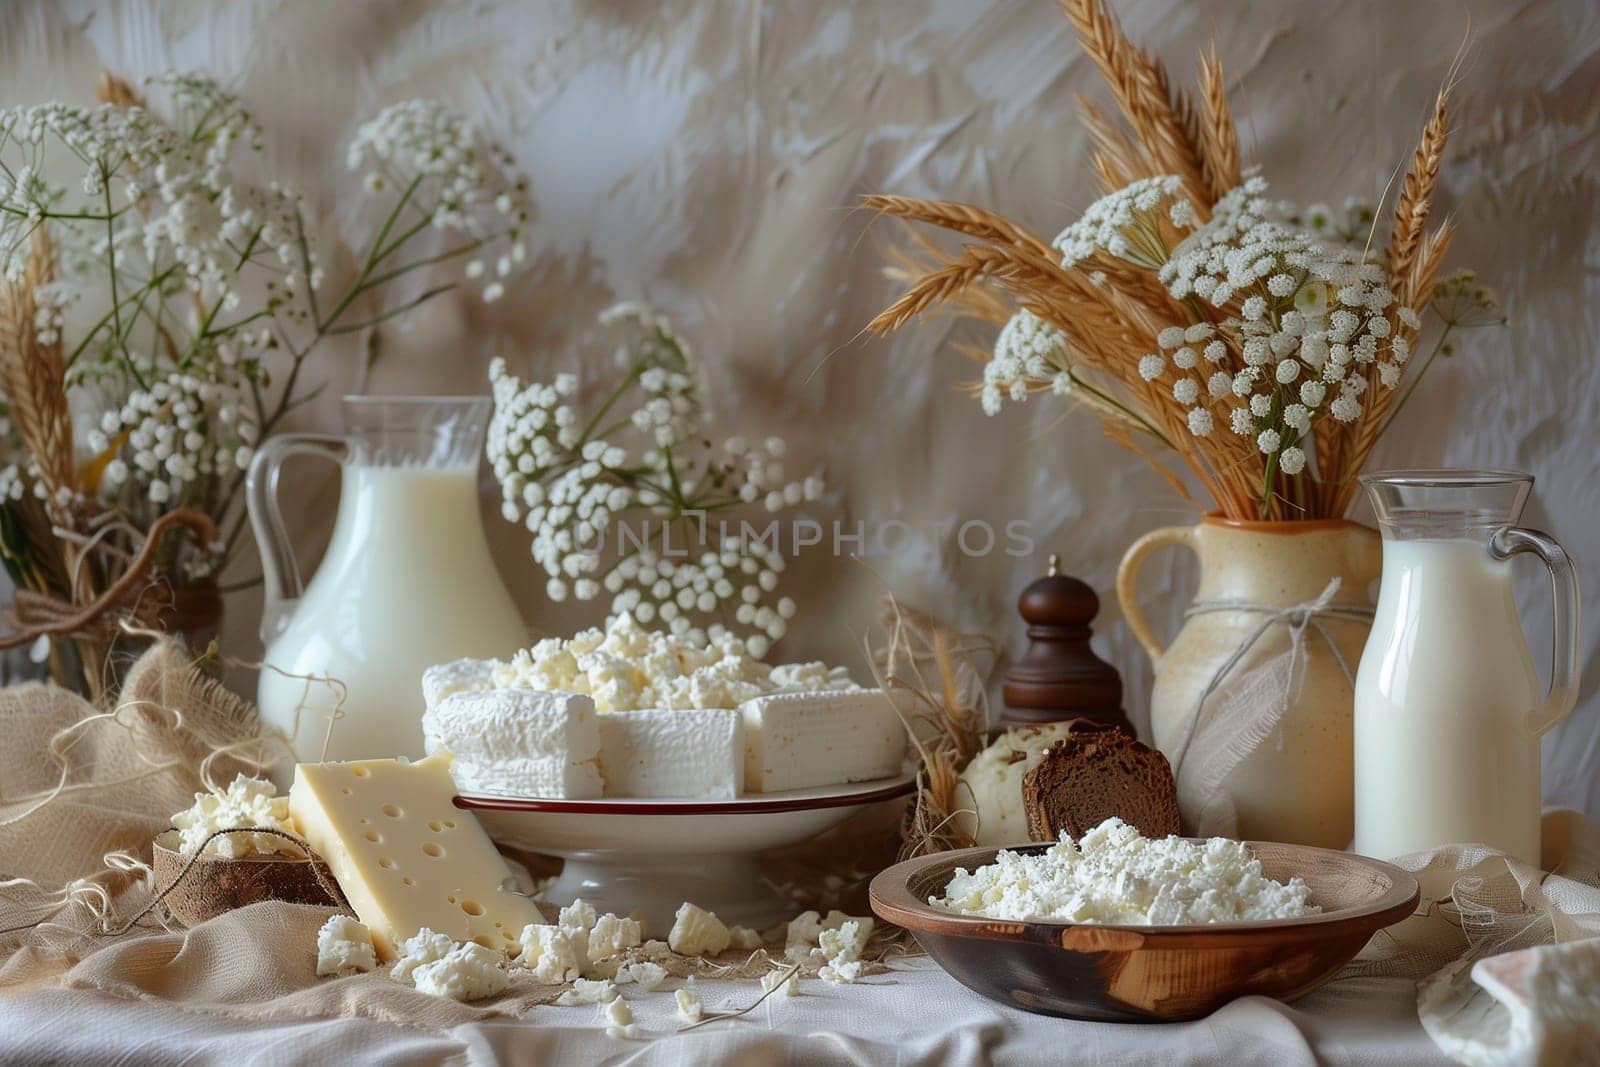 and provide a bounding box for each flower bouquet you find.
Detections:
[867,0,1501,522]
[487,304,824,656]
[0,72,531,691]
